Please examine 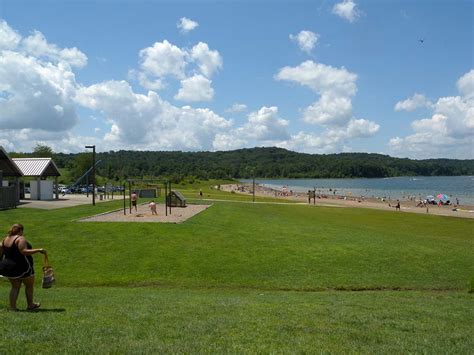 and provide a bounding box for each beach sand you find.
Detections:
[220,184,474,219]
